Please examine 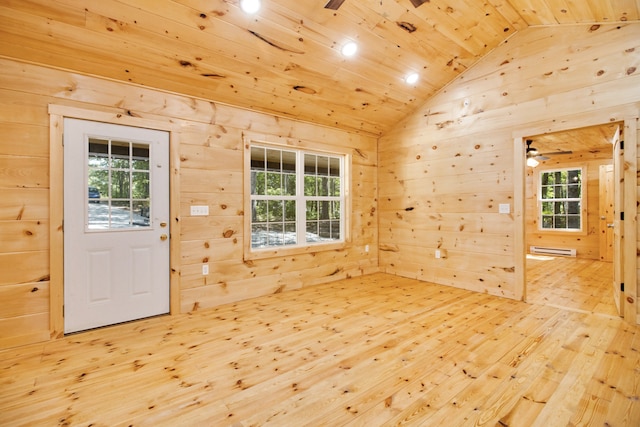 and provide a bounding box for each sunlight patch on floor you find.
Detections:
[526,254,556,261]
